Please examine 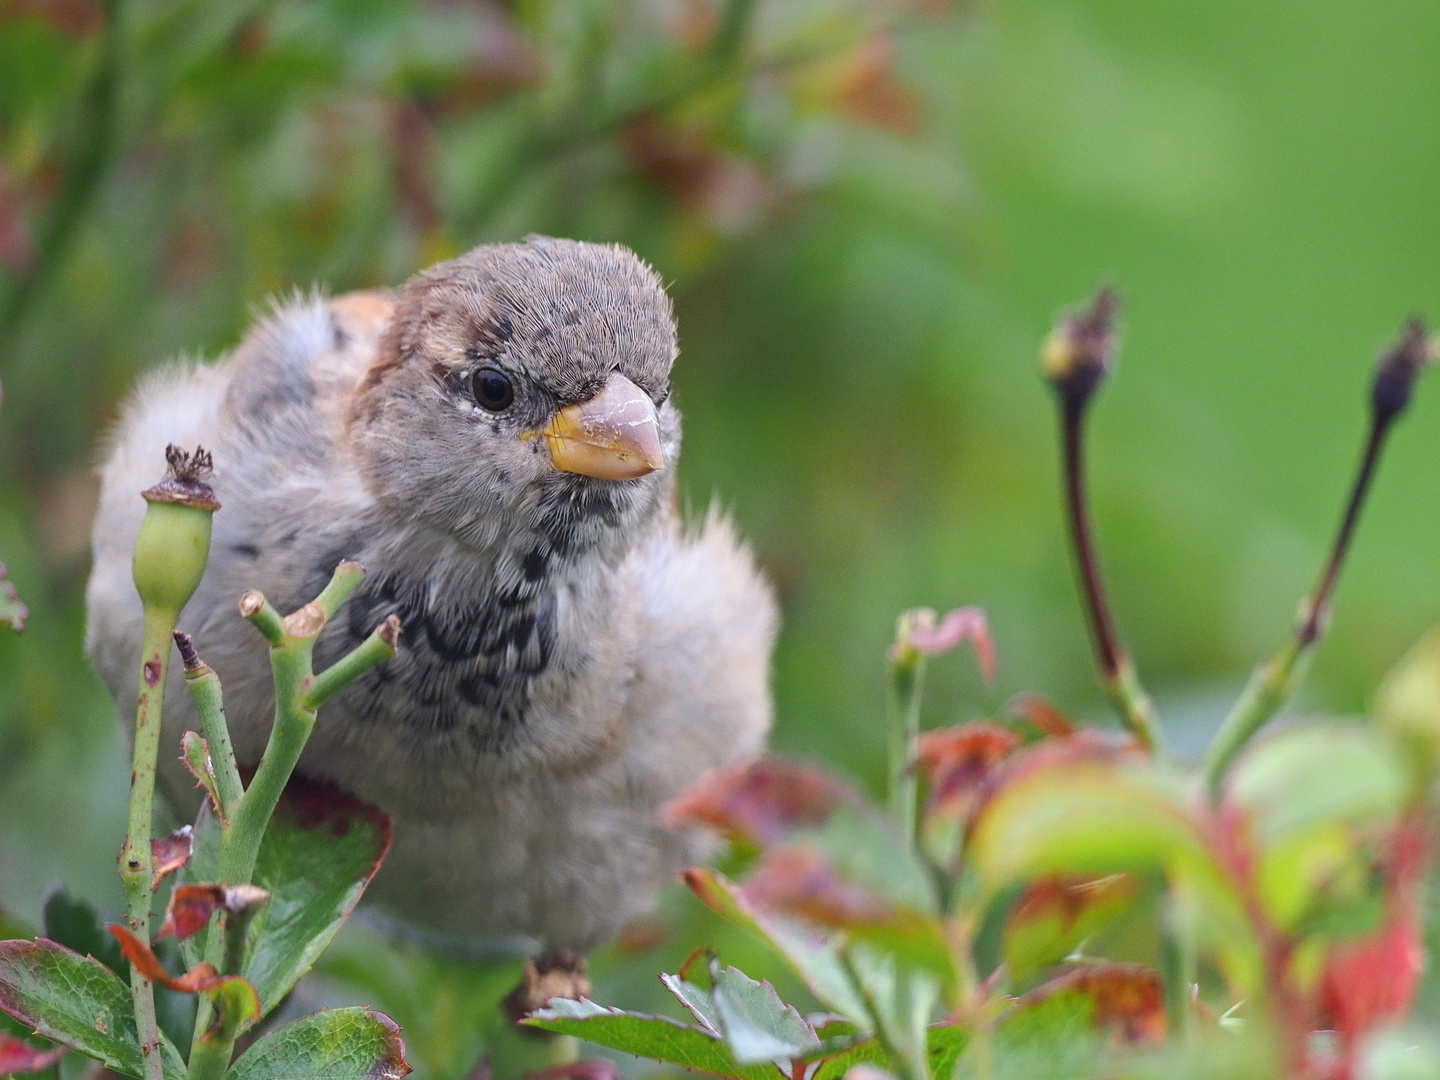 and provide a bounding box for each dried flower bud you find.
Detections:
[132,445,219,620]
[1371,317,1434,425]
[141,444,220,510]
[1040,288,1118,408]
